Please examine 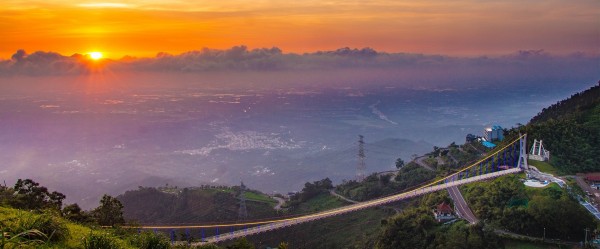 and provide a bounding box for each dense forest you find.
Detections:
[530,82,600,124]
[522,82,600,173]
